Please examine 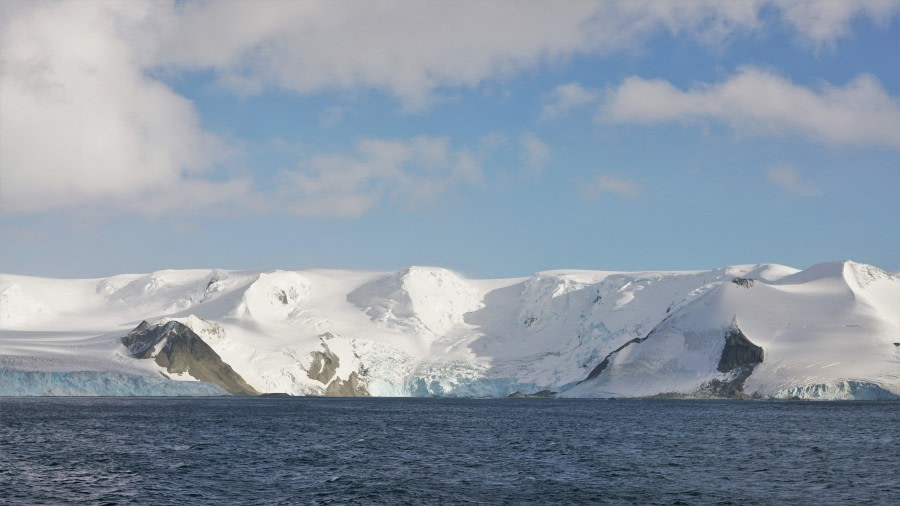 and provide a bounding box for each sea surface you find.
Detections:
[1,397,897,505]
